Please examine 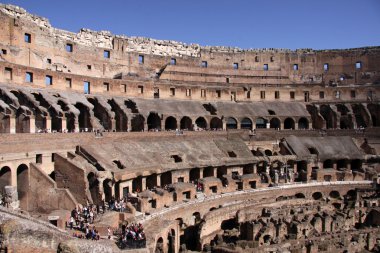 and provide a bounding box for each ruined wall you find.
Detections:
[28,163,77,213]
[54,153,88,205]
[0,4,379,103]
